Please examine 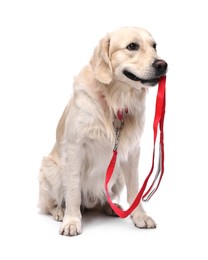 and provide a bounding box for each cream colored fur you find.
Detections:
[38,27,167,236]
